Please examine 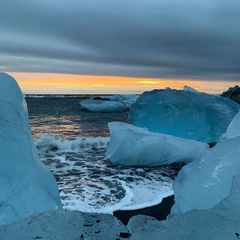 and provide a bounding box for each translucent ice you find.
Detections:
[172,136,240,215]
[0,73,61,225]
[183,85,198,92]
[128,176,240,240]
[0,210,128,240]
[222,110,240,139]
[80,99,128,112]
[129,89,239,142]
[80,94,138,112]
[106,122,208,166]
